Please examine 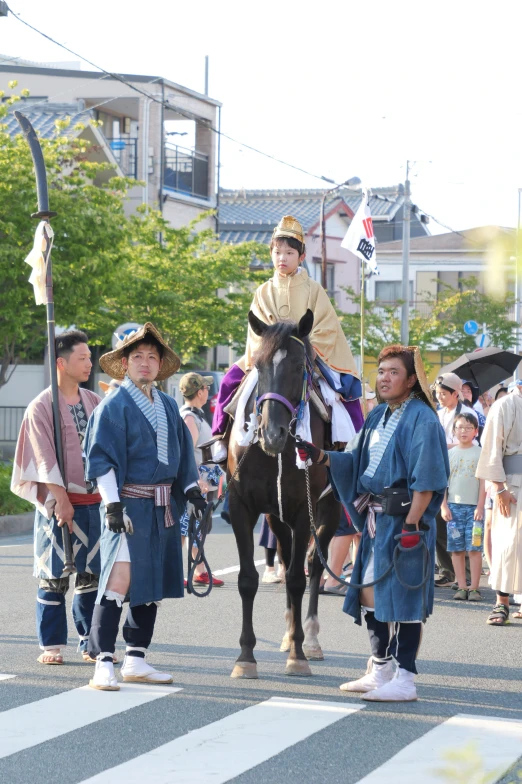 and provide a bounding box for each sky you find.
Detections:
[1,0,521,234]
